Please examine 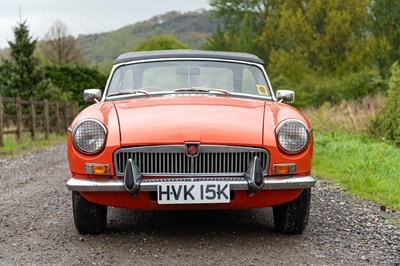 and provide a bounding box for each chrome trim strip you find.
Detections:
[66,175,316,192]
[67,178,124,192]
[116,145,268,153]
